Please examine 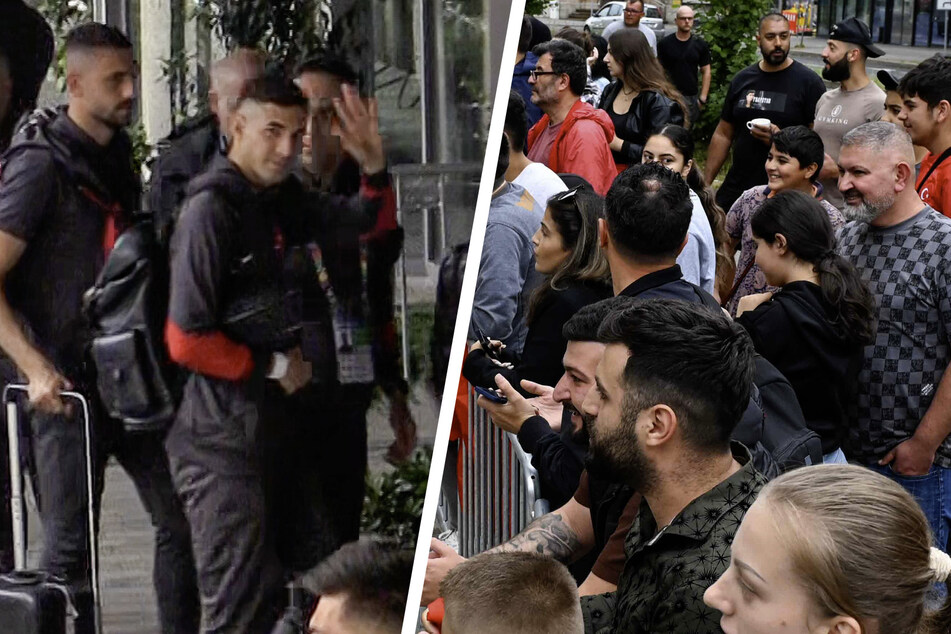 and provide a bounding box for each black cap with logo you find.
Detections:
[830,17,885,58]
